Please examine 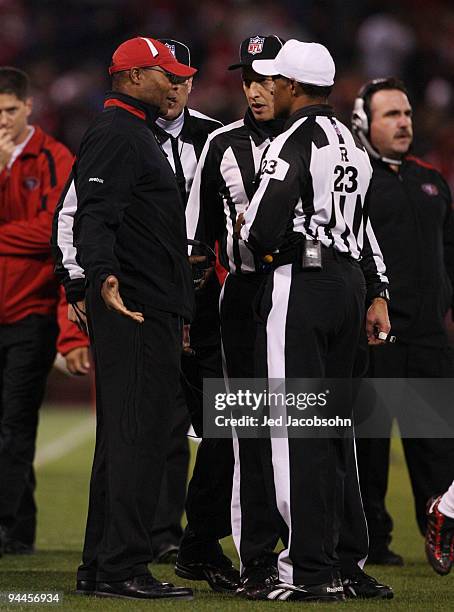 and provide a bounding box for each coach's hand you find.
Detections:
[101,275,144,323]
[0,128,15,173]
[366,297,391,346]
[65,346,91,375]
